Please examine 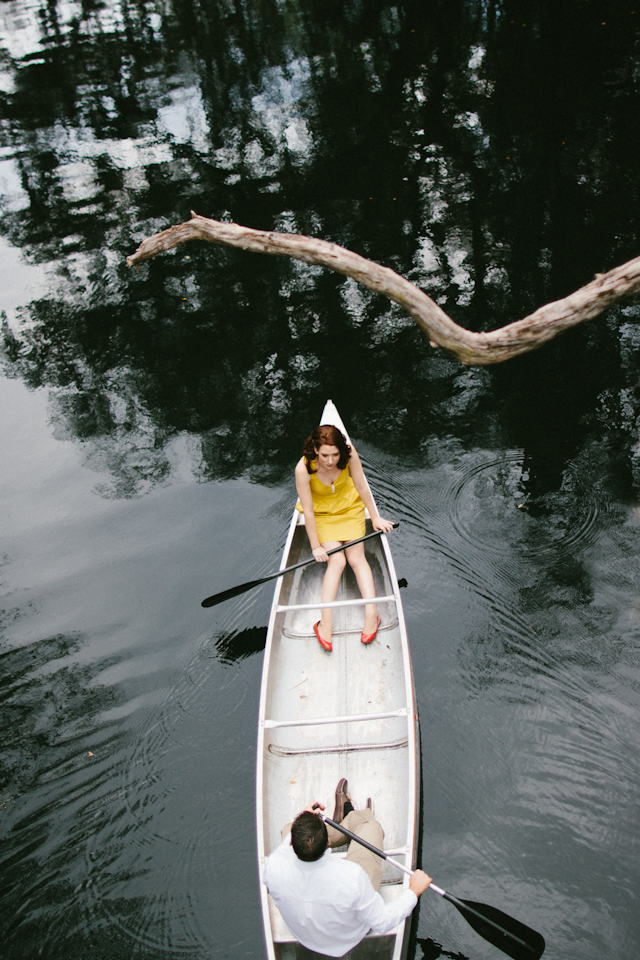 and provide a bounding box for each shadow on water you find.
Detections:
[201,625,268,664]
[416,939,469,960]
